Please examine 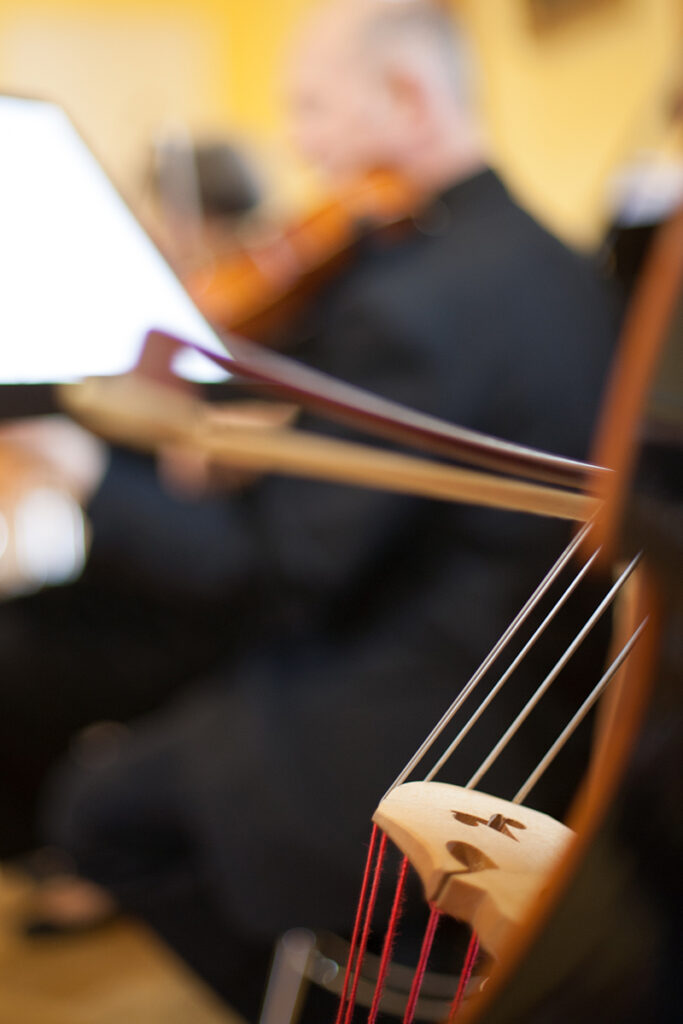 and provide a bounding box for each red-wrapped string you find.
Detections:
[334,824,381,1024]
[343,831,389,1024]
[448,930,480,1020]
[402,904,441,1024]
[367,855,410,1024]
